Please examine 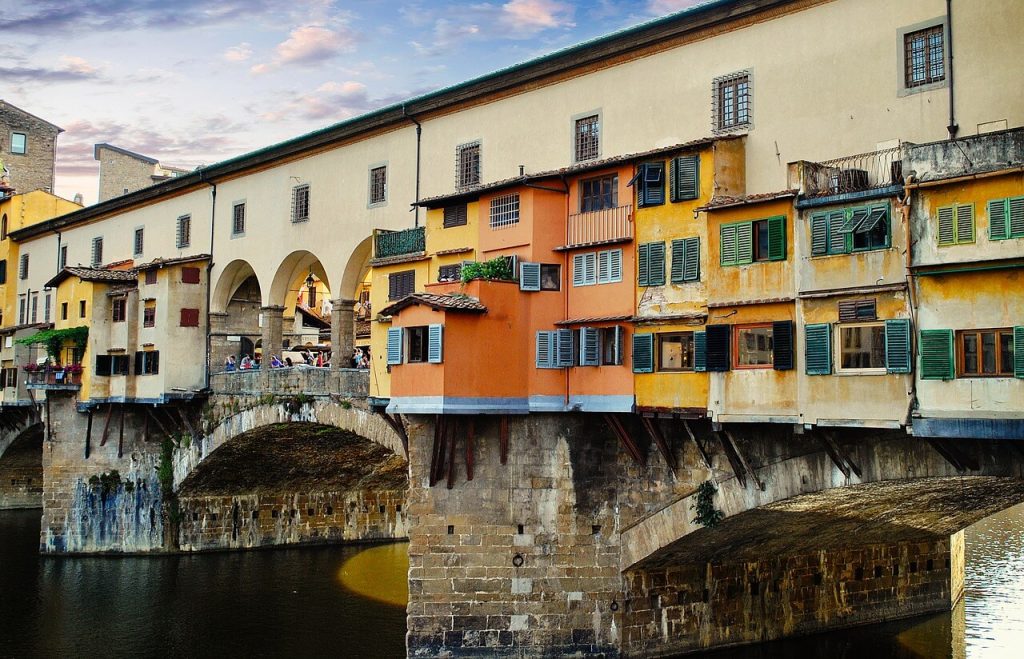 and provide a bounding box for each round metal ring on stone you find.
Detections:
[512,553,524,567]
[610,600,619,612]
